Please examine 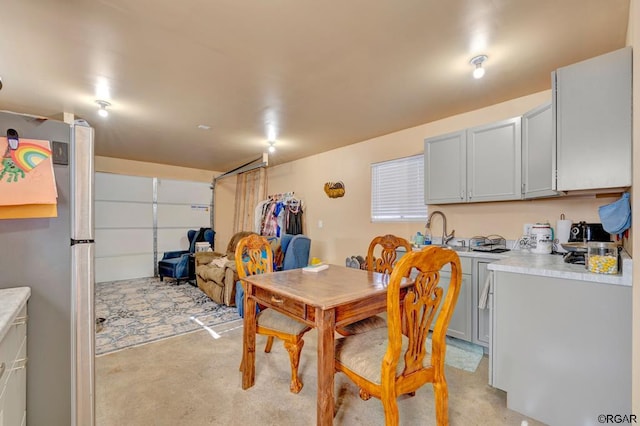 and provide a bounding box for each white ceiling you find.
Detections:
[0,0,630,172]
